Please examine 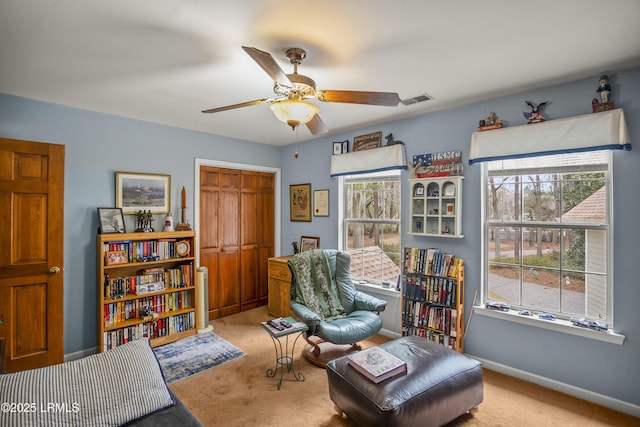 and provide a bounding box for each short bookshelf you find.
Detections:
[97,230,198,351]
[401,247,465,352]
